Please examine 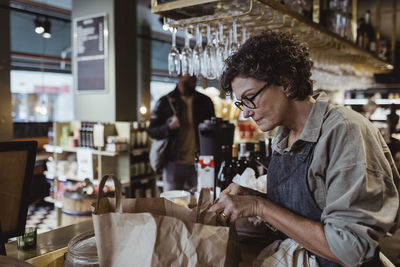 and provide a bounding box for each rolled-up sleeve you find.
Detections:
[311,111,399,267]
